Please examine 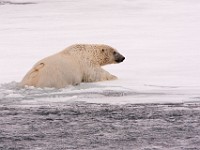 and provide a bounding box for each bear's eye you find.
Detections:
[113,51,117,55]
[102,49,105,52]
